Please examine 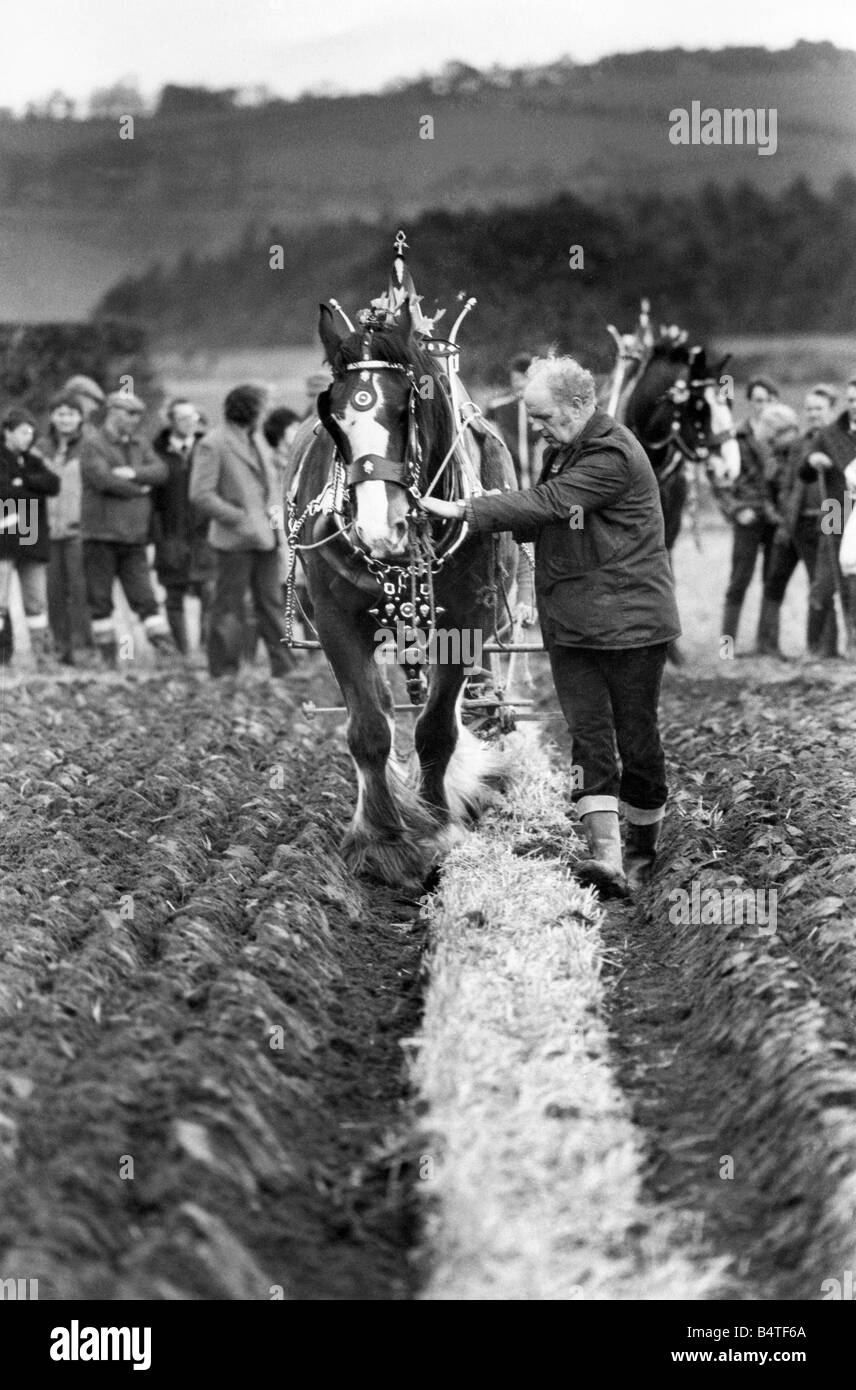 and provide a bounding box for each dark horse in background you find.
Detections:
[607,309,740,552]
[288,295,518,891]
